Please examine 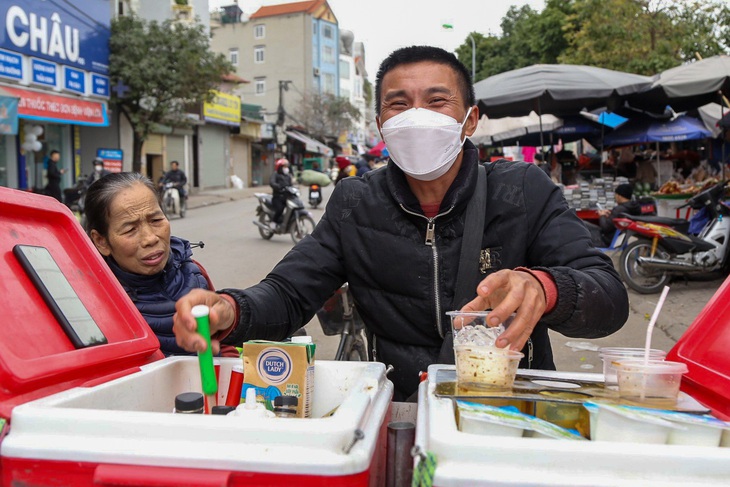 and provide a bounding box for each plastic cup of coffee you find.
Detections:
[614,358,688,406]
[447,311,523,392]
[599,347,667,387]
